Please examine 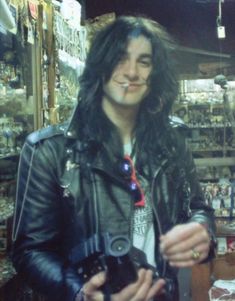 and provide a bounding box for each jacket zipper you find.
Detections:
[91,159,169,276]
[91,166,136,240]
[90,172,100,235]
[150,159,168,277]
